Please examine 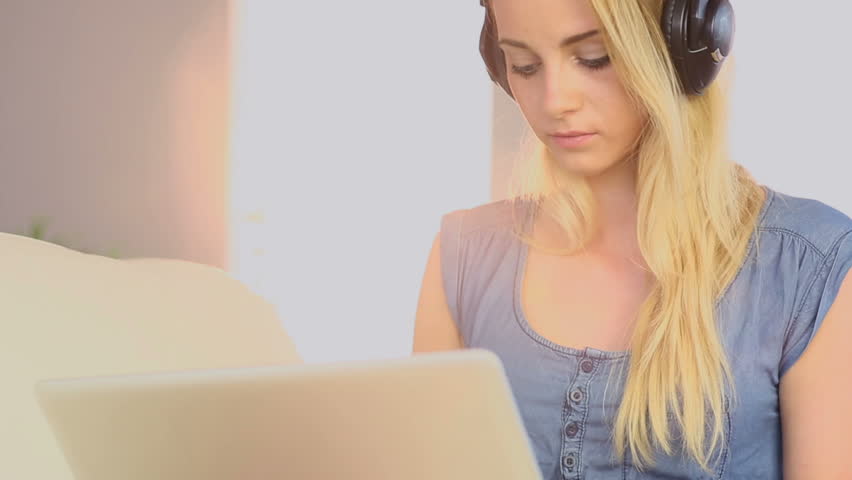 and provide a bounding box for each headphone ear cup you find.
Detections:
[661,0,678,52]
[479,7,514,99]
[662,0,691,94]
[662,0,734,95]
[706,0,735,63]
